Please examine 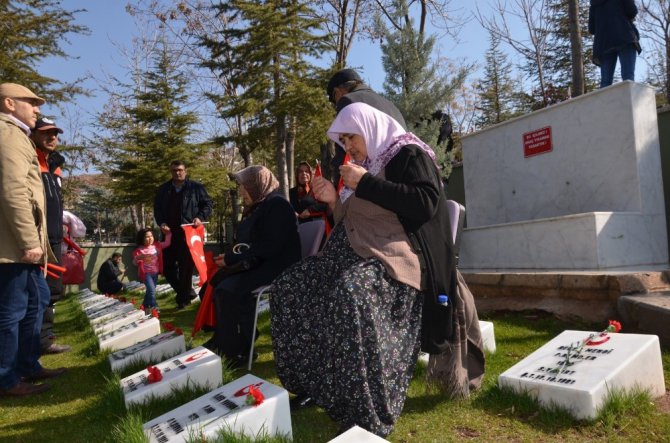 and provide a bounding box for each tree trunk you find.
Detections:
[568,0,584,97]
[286,117,296,188]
